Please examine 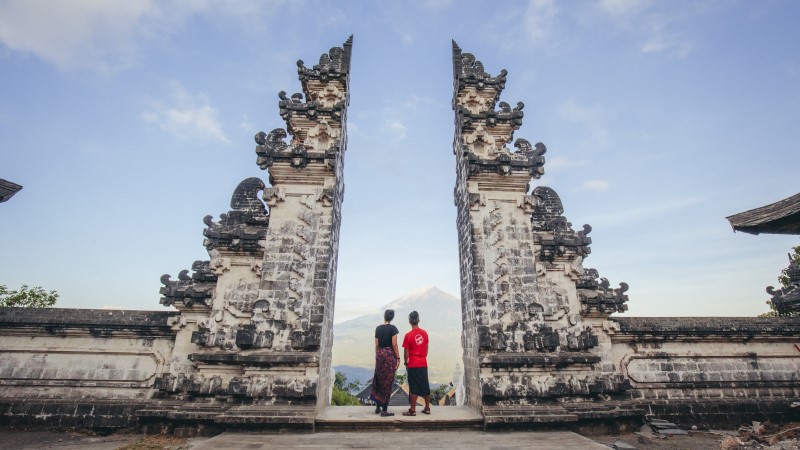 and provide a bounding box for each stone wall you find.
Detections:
[0,308,177,427]
[609,317,800,425]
